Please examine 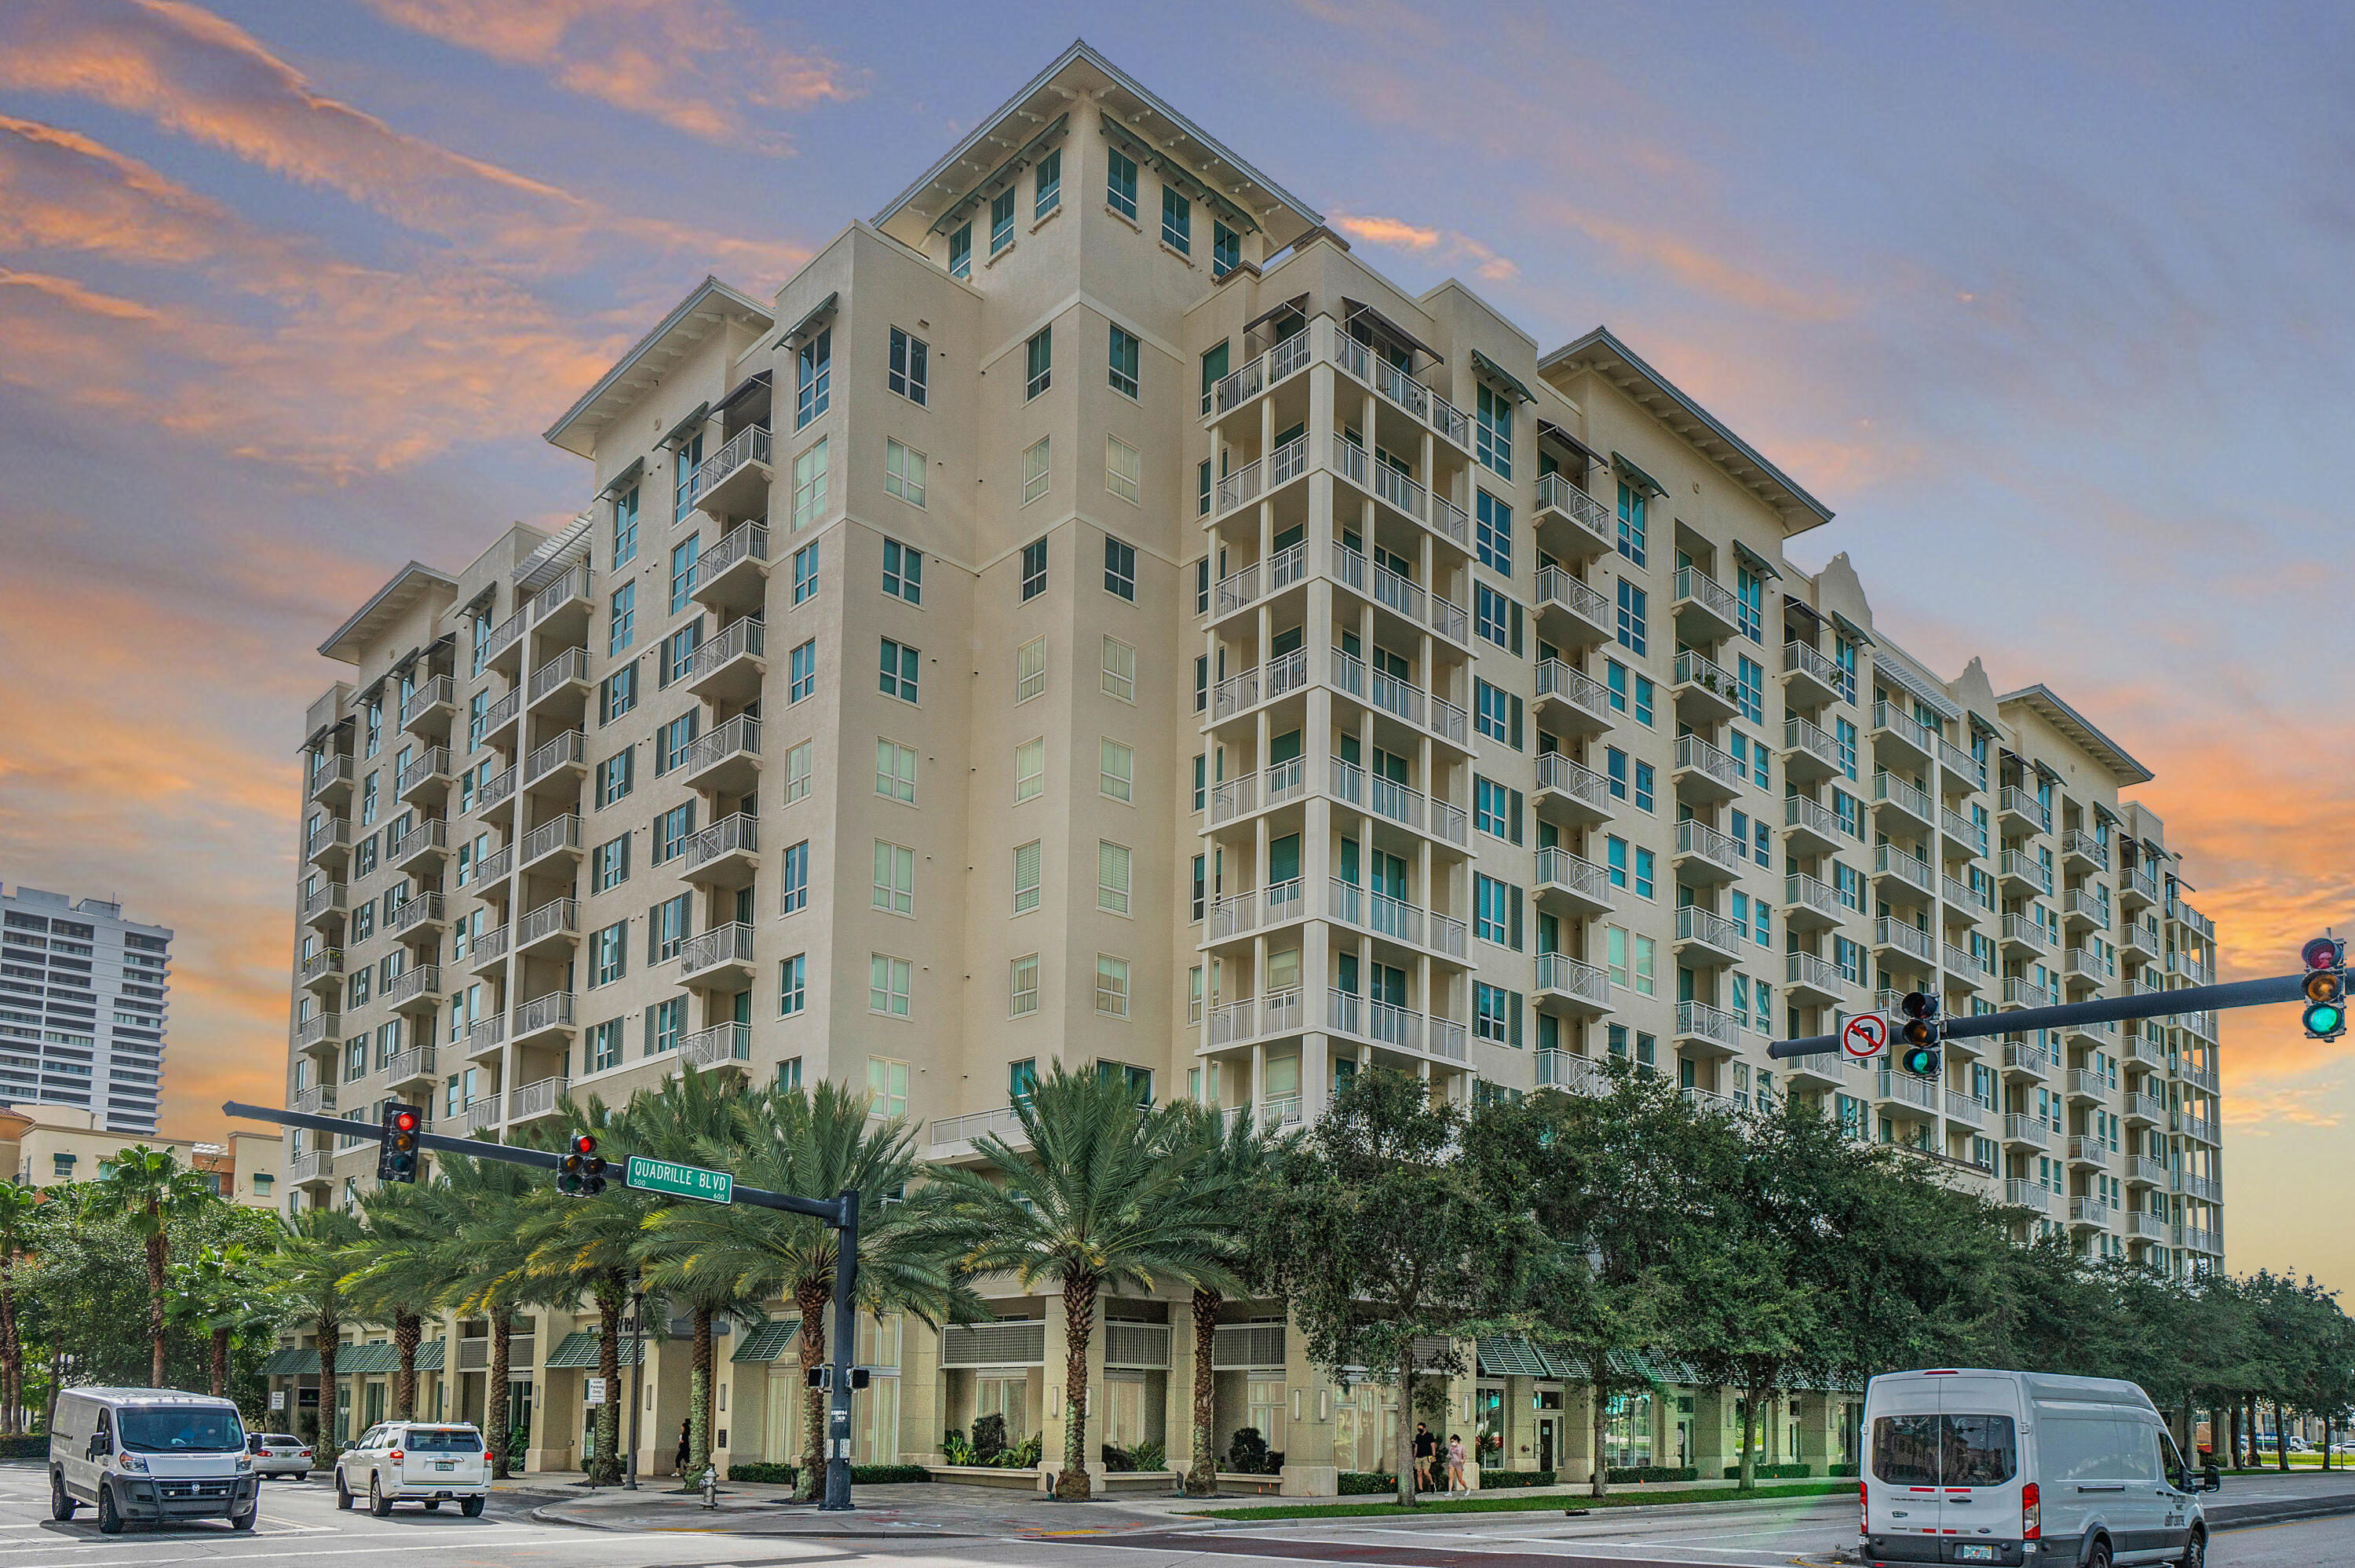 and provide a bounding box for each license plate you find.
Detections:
[433,1461,455,1471]
[1955,1548,1995,1563]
